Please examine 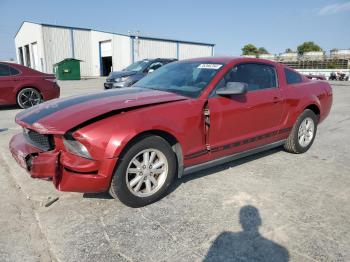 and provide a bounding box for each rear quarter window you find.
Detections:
[9,66,20,75]
[285,68,302,84]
